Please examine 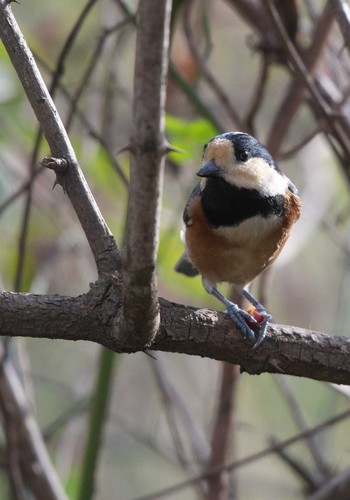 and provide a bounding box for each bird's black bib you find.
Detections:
[201,177,285,228]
